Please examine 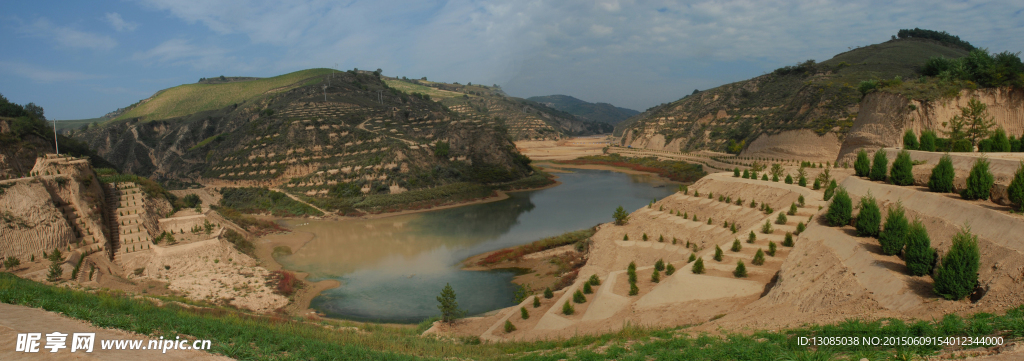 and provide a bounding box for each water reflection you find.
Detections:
[276,169,677,323]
